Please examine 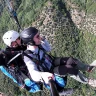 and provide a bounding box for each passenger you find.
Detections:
[20,27,96,92]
